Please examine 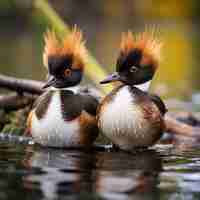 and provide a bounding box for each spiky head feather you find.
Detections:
[120,29,162,70]
[43,26,87,71]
